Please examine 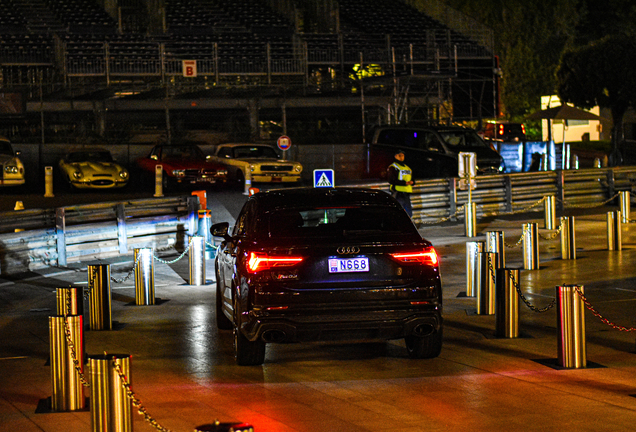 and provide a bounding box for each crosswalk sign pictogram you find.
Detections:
[313,169,334,188]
